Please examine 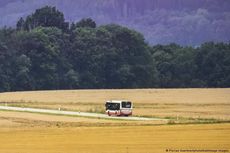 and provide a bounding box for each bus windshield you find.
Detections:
[105,103,120,110]
[121,101,132,108]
